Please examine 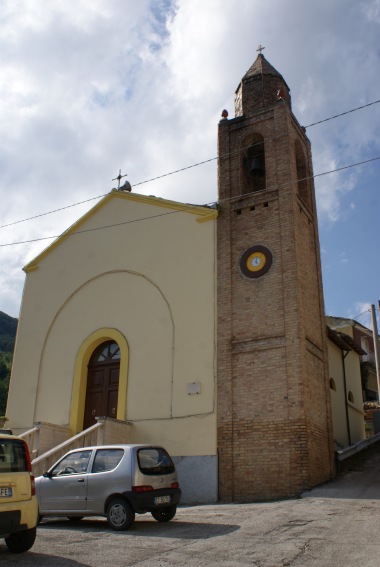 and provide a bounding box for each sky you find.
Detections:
[0,0,379,330]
